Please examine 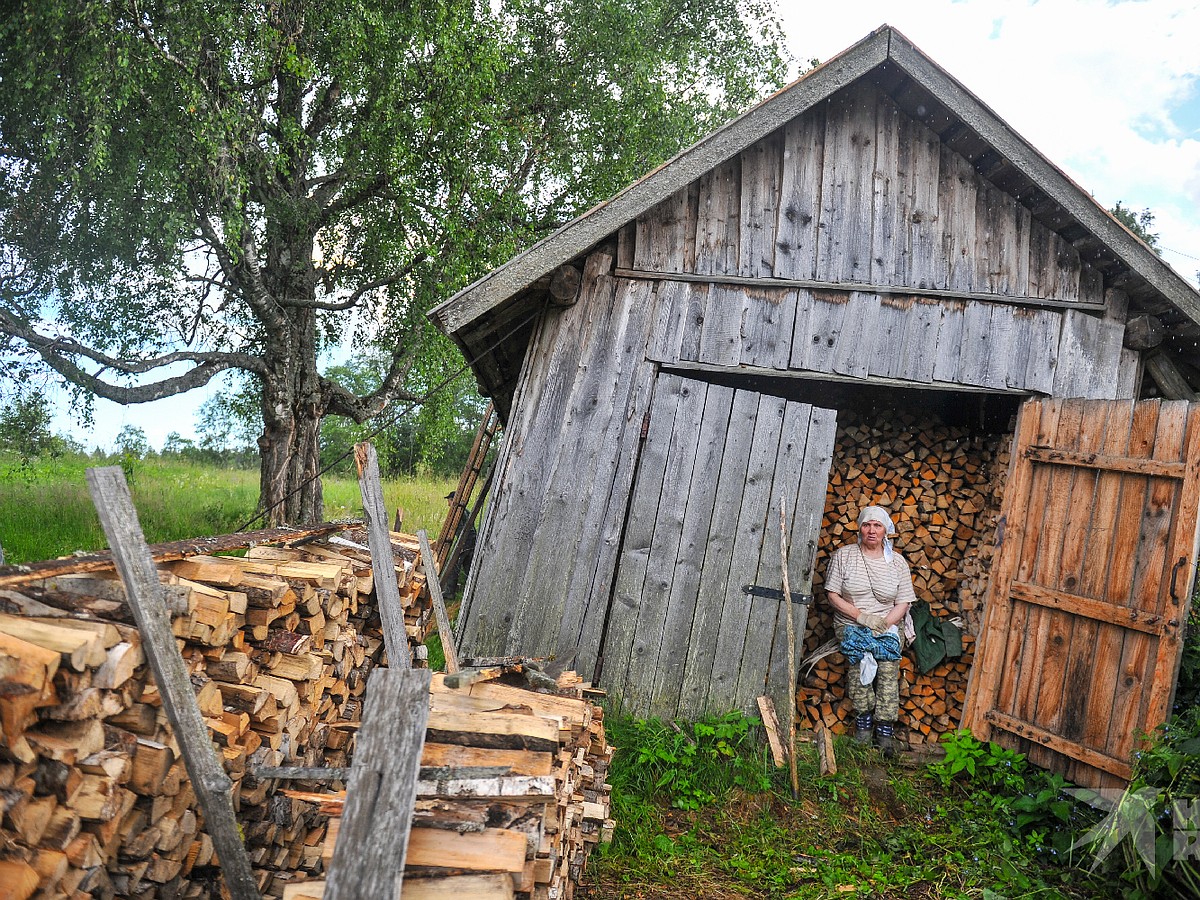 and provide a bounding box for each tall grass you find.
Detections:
[0,452,457,565]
